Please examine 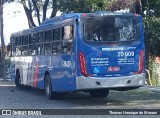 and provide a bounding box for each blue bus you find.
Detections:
[9,12,145,99]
